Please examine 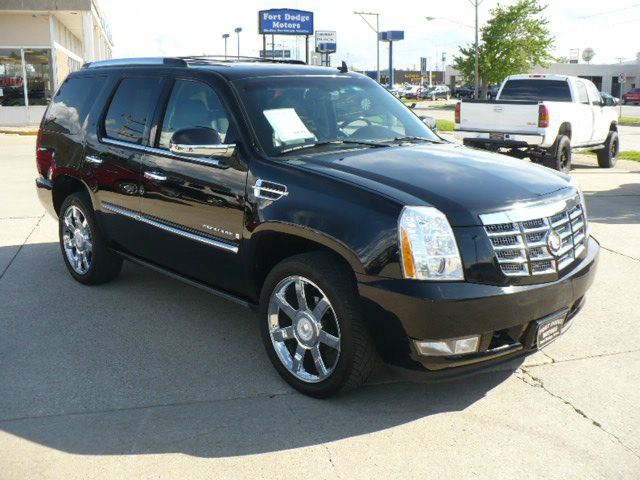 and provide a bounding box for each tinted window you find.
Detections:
[499,79,572,102]
[158,79,231,149]
[576,82,589,105]
[104,77,163,144]
[45,75,106,134]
